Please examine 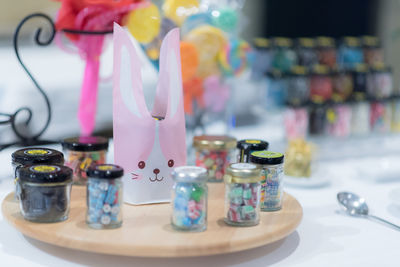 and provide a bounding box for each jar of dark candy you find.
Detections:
[86,164,123,229]
[62,136,109,185]
[12,148,64,199]
[352,63,368,99]
[296,37,318,67]
[193,135,237,182]
[237,139,269,163]
[250,151,284,212]
[224,163,262,227]
[309,104,327,135]
[171,166,208,232]
[16,165,72,223]
[286,65,310,106]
